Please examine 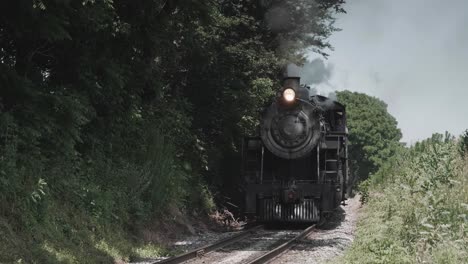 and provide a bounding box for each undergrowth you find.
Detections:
[0,124,214,263]
[338,132,468,264]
